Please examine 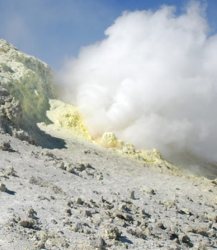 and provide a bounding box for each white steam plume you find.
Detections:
[59,2,217,167]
